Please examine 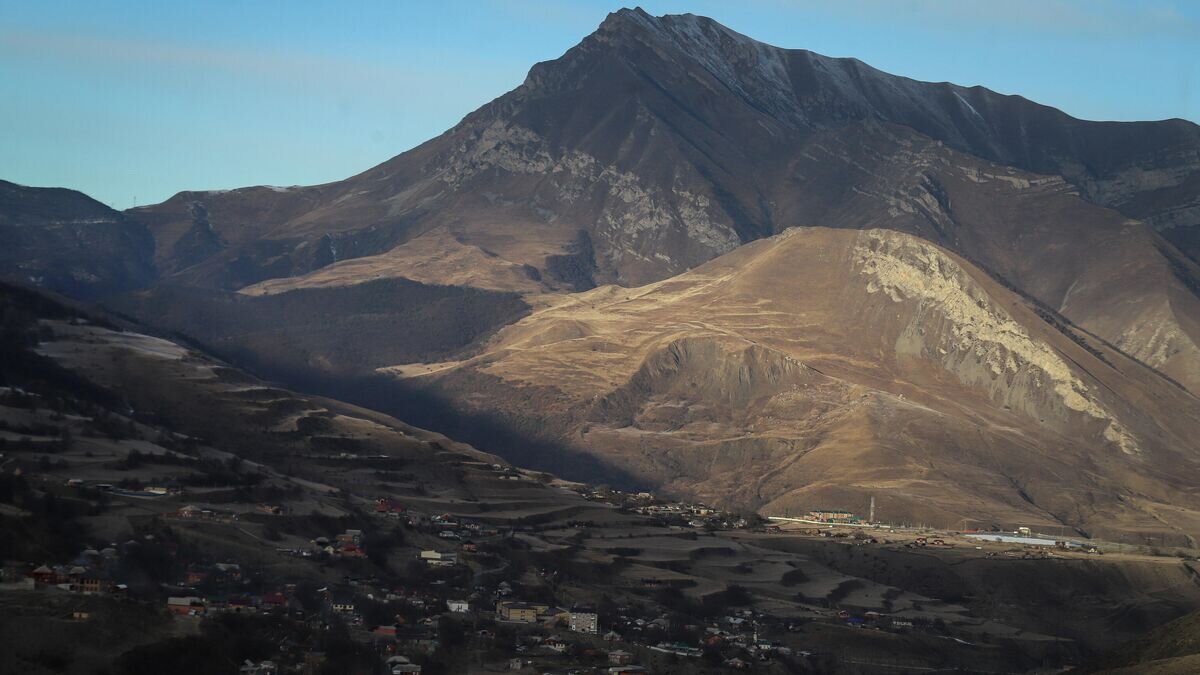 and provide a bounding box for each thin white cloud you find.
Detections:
[0,27,505,99]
